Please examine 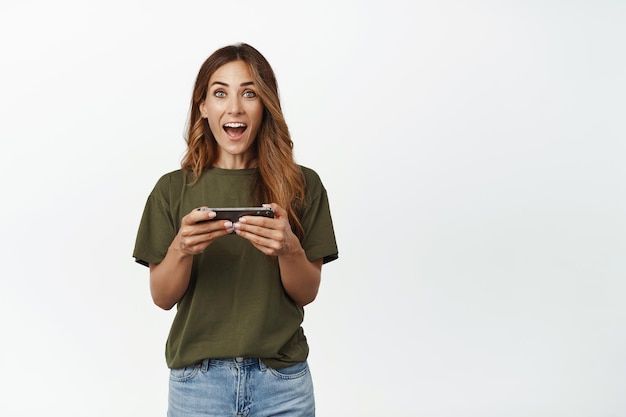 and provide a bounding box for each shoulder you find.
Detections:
[298,165,329,204]
[153,169,187,188]
[156,168,186,182]
[149,169,188,199]
[298,165,324,188]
